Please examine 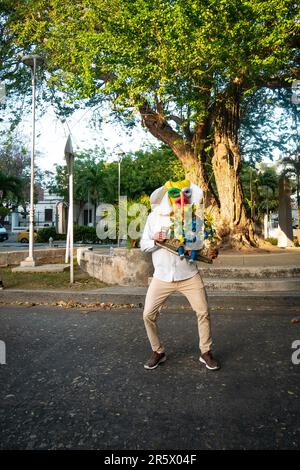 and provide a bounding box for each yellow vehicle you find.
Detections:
[16,229,38,243]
